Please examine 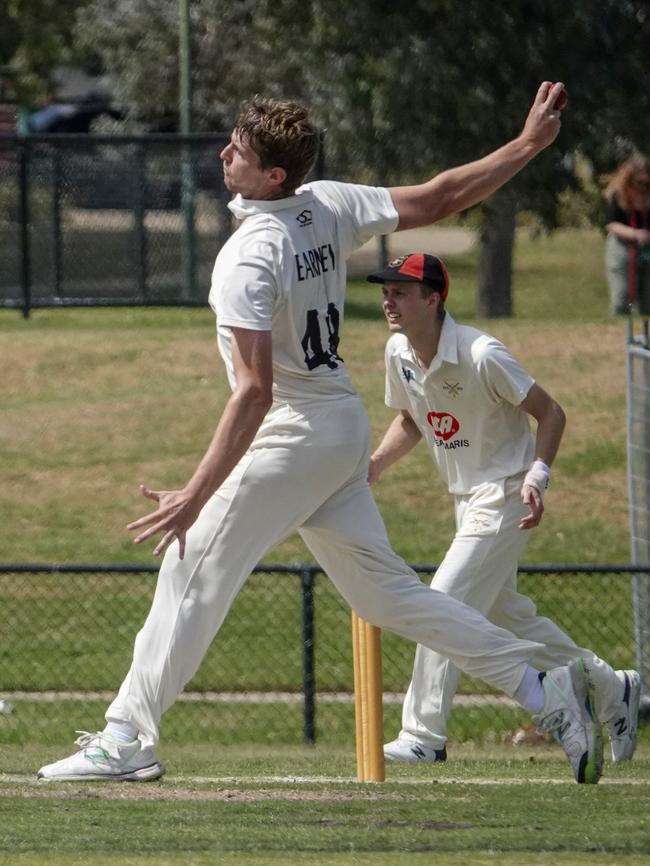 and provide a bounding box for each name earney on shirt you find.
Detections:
[295,243,337,282]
